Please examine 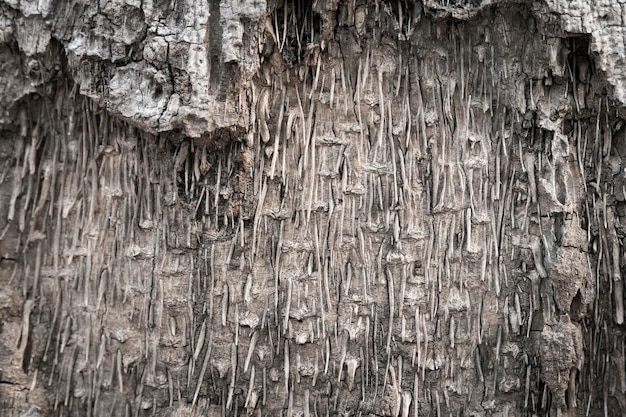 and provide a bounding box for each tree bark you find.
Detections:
[1,1,626,416]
